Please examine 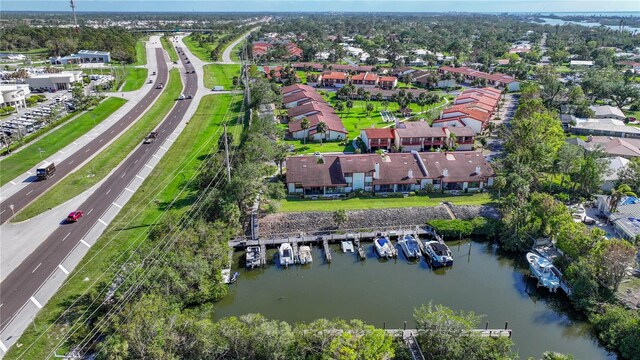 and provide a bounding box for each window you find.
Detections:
[365,181,373,187]
[468,181,480,188]
[365,171,374,177]
[432,179,441,185]
[294,183,303,189]
[344,172,353,178]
